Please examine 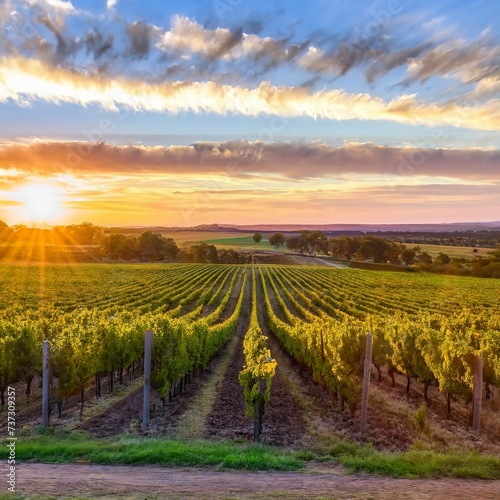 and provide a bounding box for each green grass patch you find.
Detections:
[6,432,500,479]
[315,440,500,479]
[8,432,302,471]
[340,451,500,479]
